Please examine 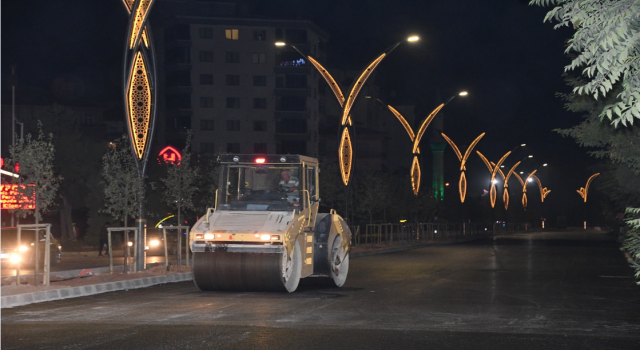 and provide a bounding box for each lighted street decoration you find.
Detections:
[158,146,182,165]
[121,0,157,163]
[490,164,550,211]
[121,0,158,271]
[577,173,600,202]
[276,36,420,185]
[380,92,468,195]
[476,151,512,208]
[522,169,550,211]
[440,133,485,202]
